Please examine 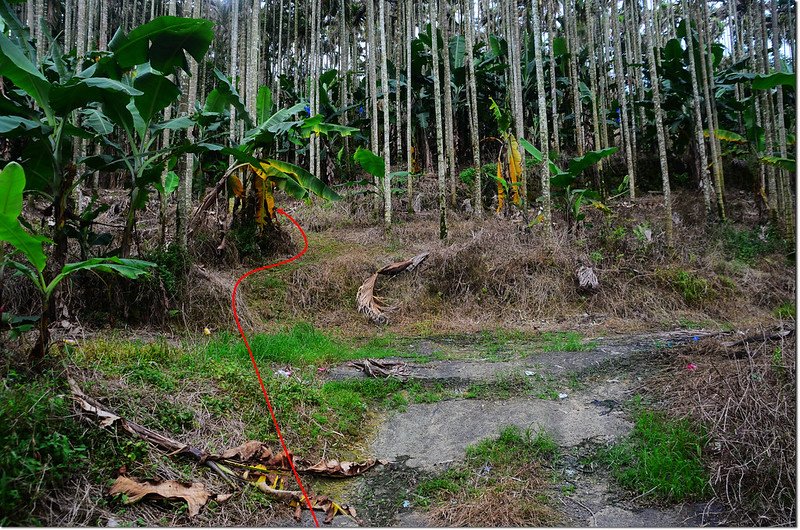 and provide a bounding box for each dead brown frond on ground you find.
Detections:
[427,464,561,527]
[646,327,796,526]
